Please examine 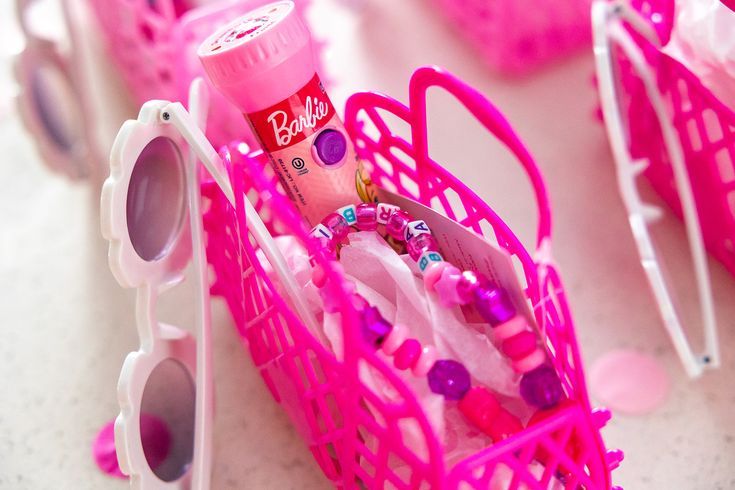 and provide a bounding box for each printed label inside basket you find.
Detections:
[377,189,535,329]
